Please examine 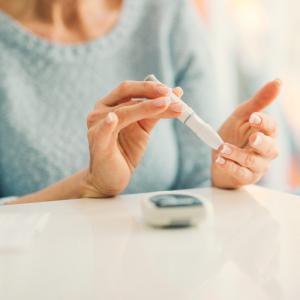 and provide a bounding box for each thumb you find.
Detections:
[234,79,282,119]
[137,86,184,133]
